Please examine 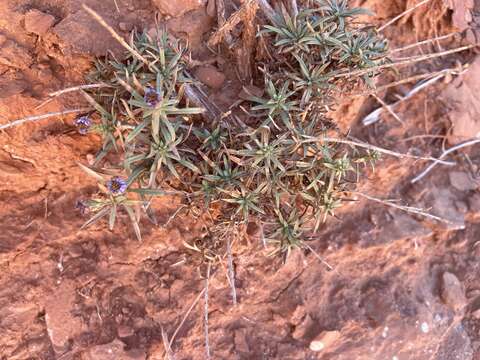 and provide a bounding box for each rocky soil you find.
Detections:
[1,0,480,359]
